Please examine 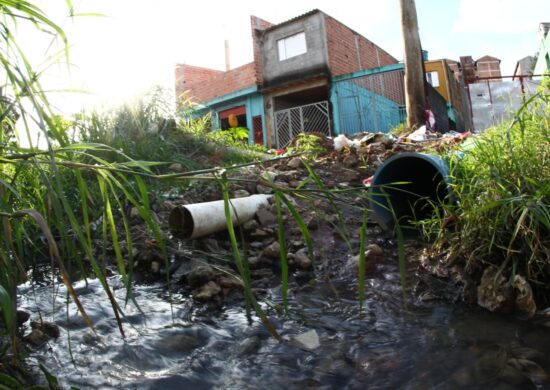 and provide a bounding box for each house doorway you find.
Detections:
[272,86,330,148]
